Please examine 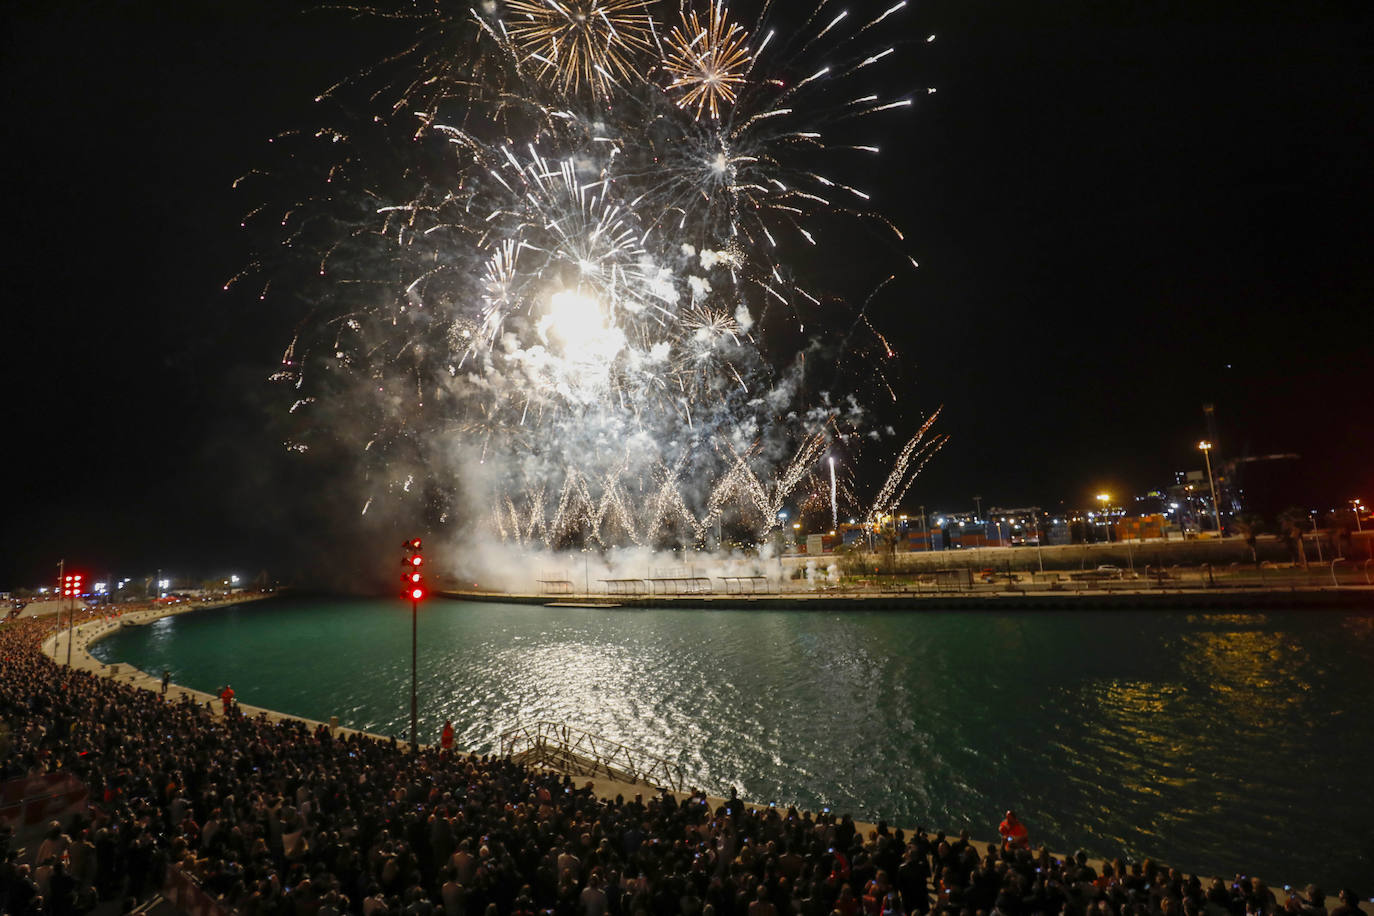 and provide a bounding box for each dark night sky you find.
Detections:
[4,0,1371,588]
